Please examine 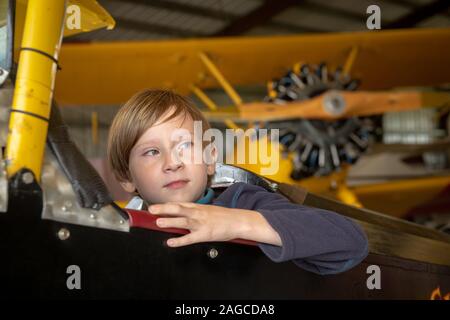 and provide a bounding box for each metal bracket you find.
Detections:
[211,163,278,192]
[41,150,129,232]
